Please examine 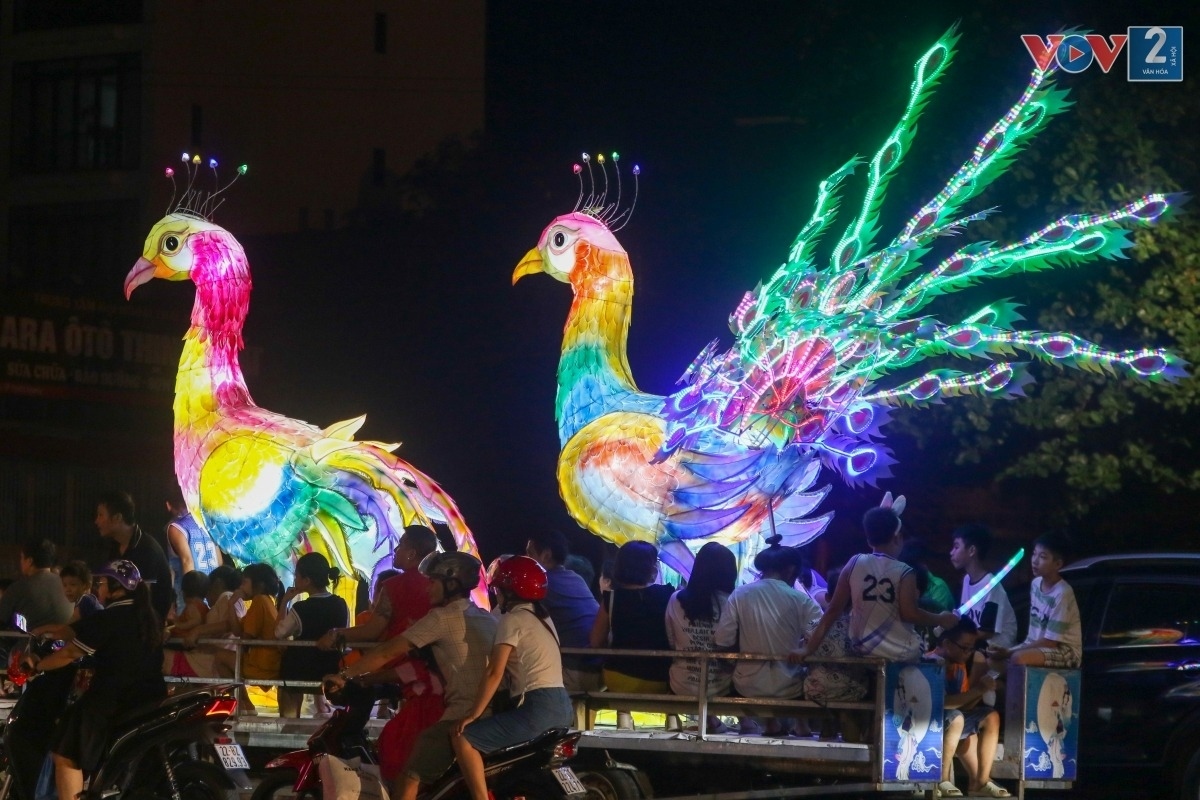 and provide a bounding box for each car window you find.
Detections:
[1099,580,1200,647]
